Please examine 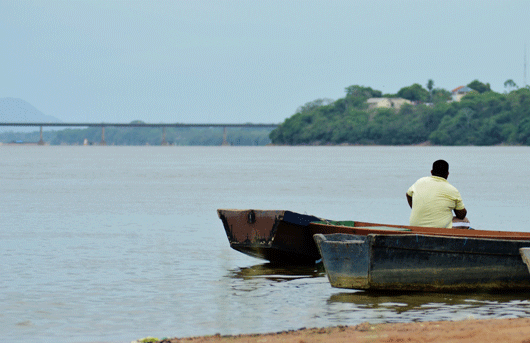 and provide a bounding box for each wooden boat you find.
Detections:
[218,209,530,264]
[217,209,324,263]
[314,233,530,292]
